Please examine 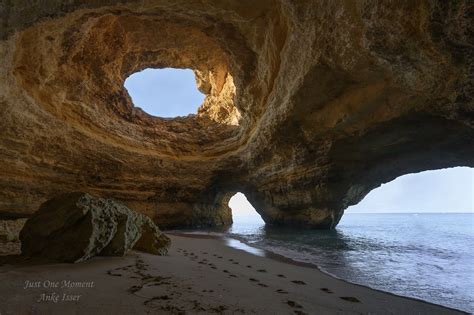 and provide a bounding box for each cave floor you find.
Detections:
[0,235,463,315]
